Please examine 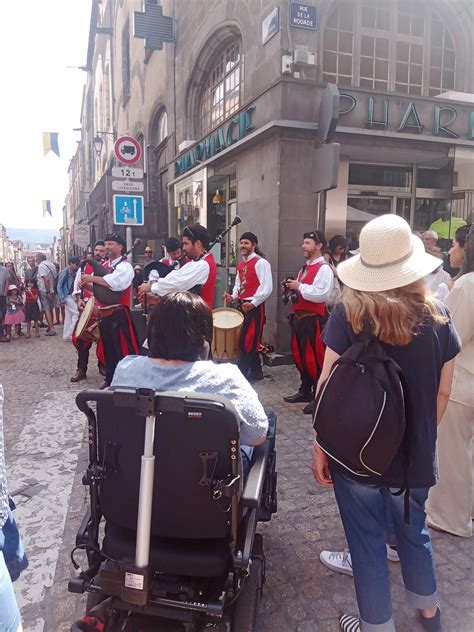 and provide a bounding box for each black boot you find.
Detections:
[283,390,312,403]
